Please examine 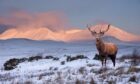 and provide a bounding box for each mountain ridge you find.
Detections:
[0,24,139,42]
